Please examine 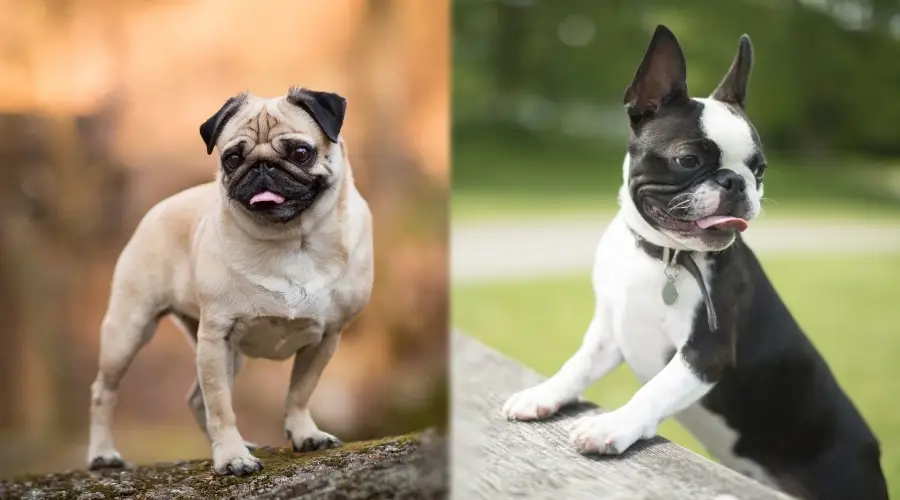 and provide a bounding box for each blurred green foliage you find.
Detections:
[454,0,900,208]
[455,0,900,154]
